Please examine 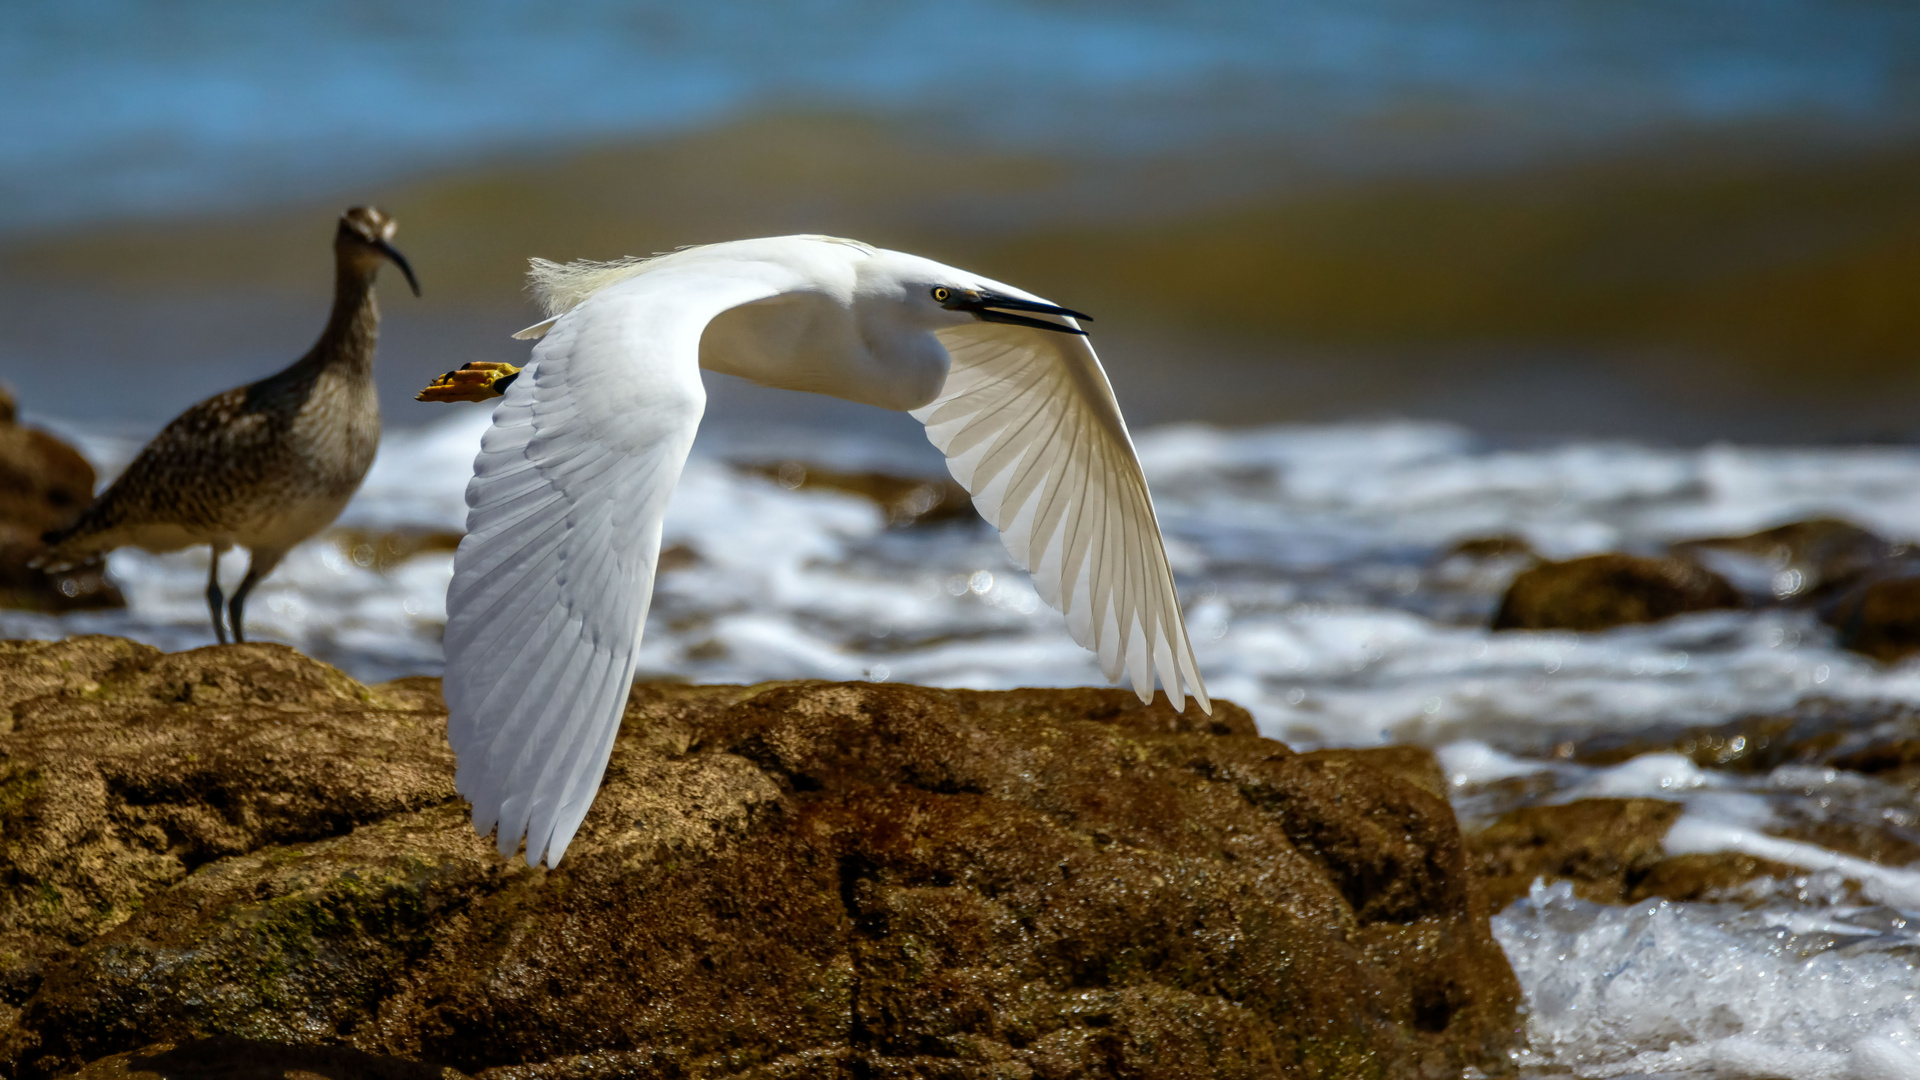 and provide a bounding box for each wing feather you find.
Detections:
[914,319,1209,713]
[444,269,788,867]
